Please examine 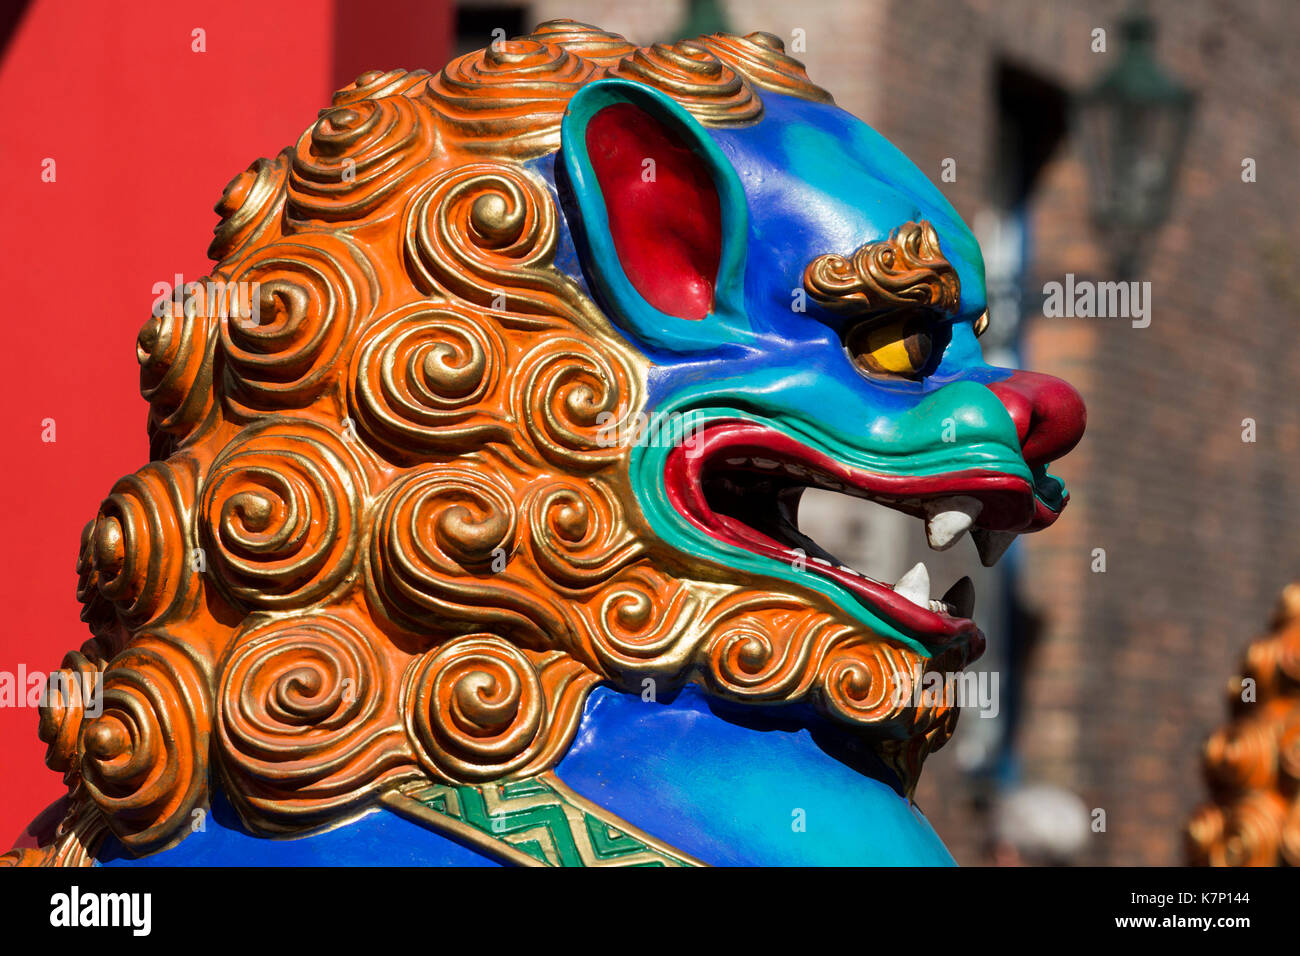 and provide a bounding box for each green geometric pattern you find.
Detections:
[396,775,699,867]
